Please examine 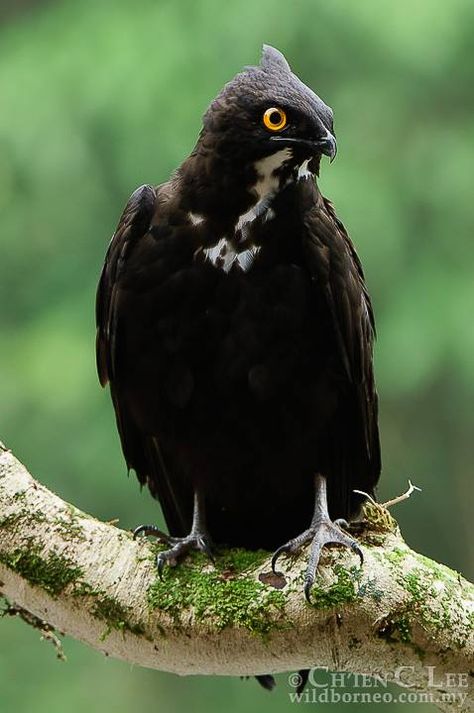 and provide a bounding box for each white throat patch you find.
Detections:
[252,148,293,201]
[201,148,293,274]
[297,158,313,180]
[234,148,293,235]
